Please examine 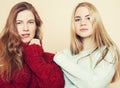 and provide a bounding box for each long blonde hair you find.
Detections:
[0,2,42,81]
[70,2,120,81]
